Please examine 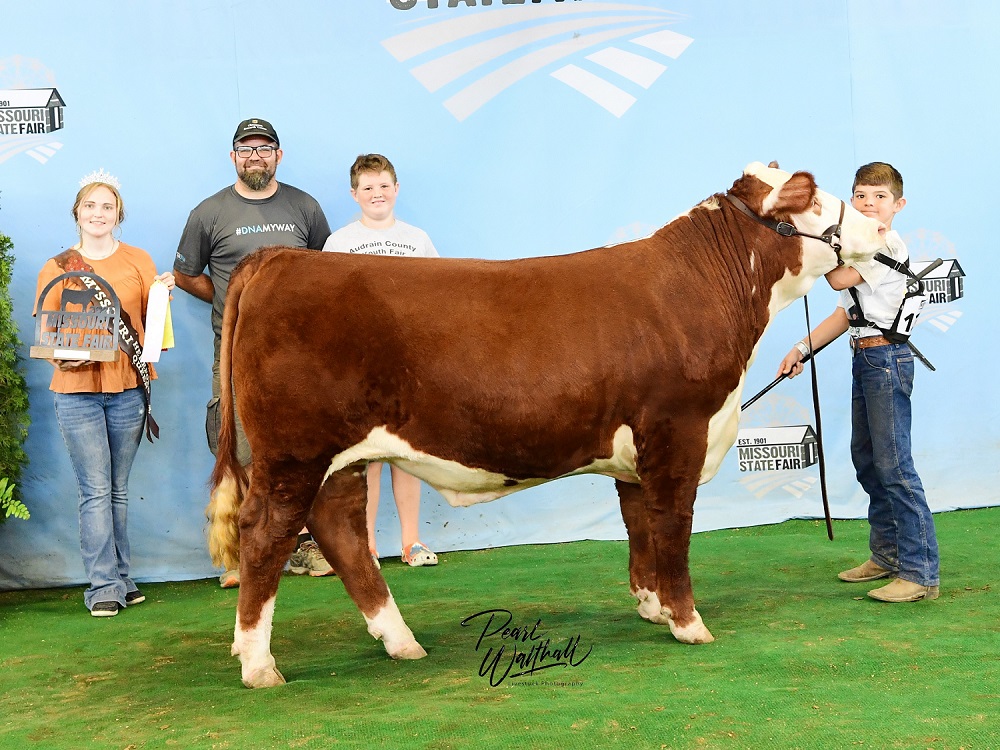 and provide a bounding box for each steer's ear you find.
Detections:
[762,171,816,219]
